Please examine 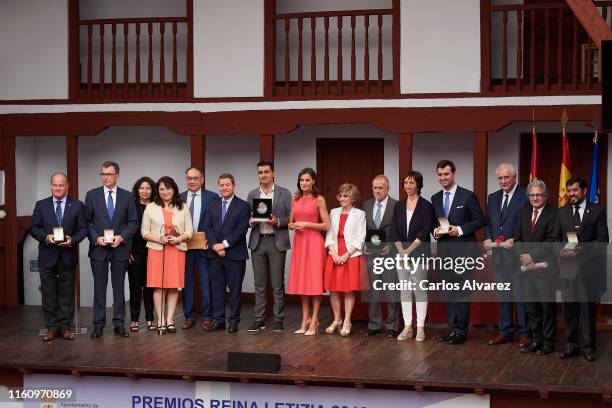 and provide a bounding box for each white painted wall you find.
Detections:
[194,0,264,97]
[79,0,185,20]
[401,0,481,93]
[0,0,69,100]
